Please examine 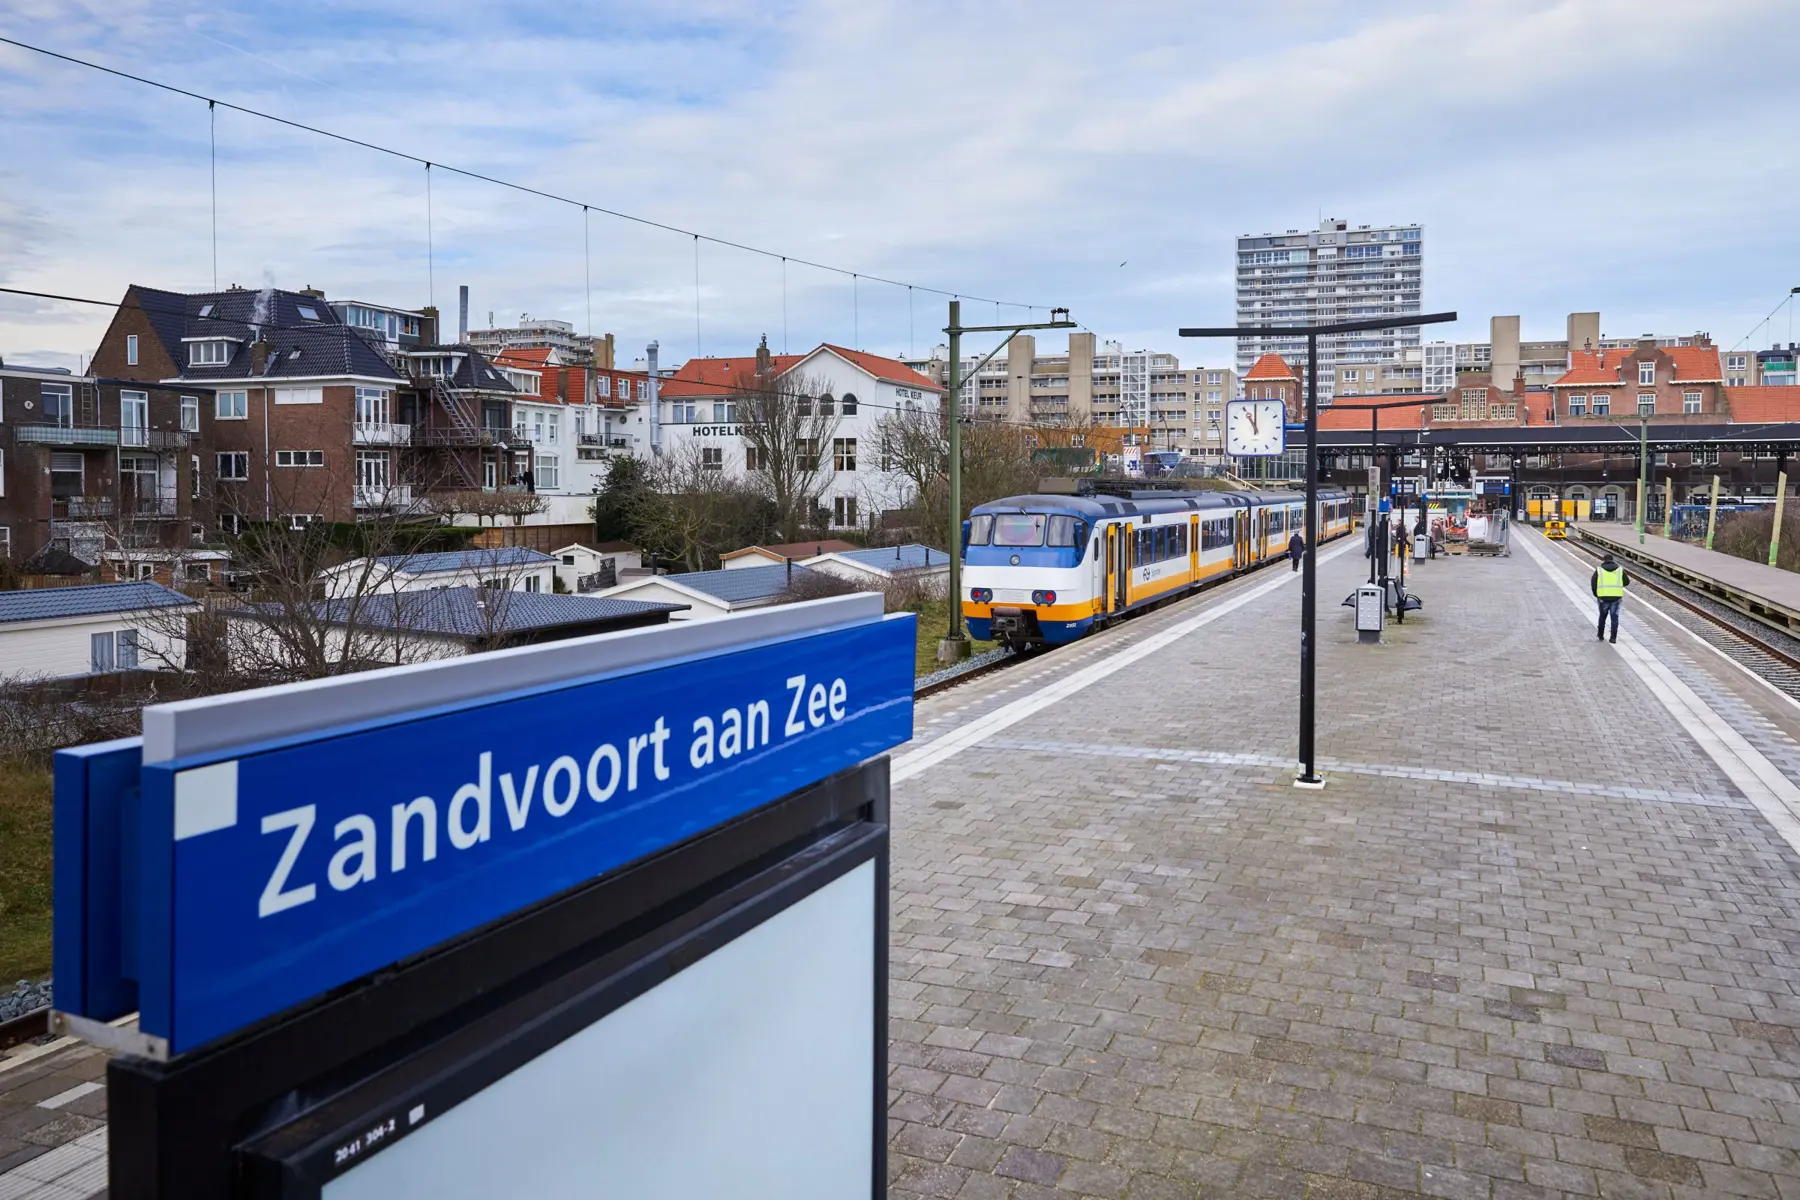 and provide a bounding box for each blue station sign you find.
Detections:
[120,615,913,1055]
